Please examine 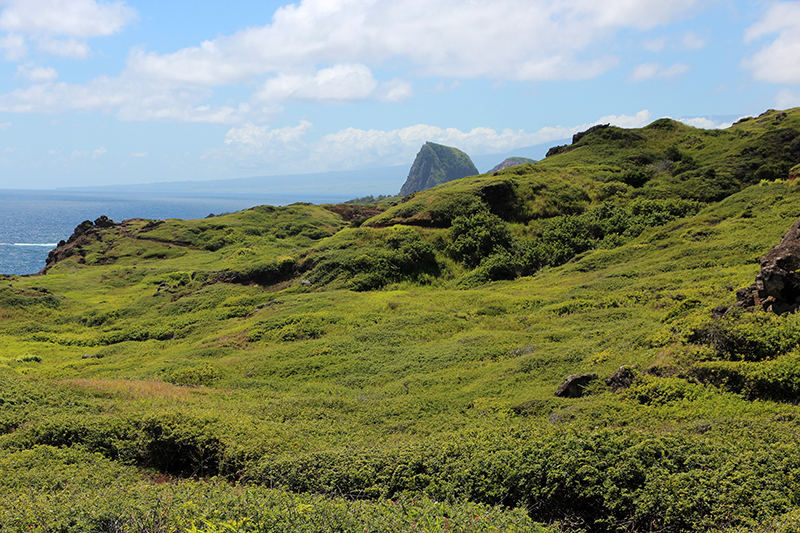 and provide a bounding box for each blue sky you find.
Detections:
[0,0,799,191]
